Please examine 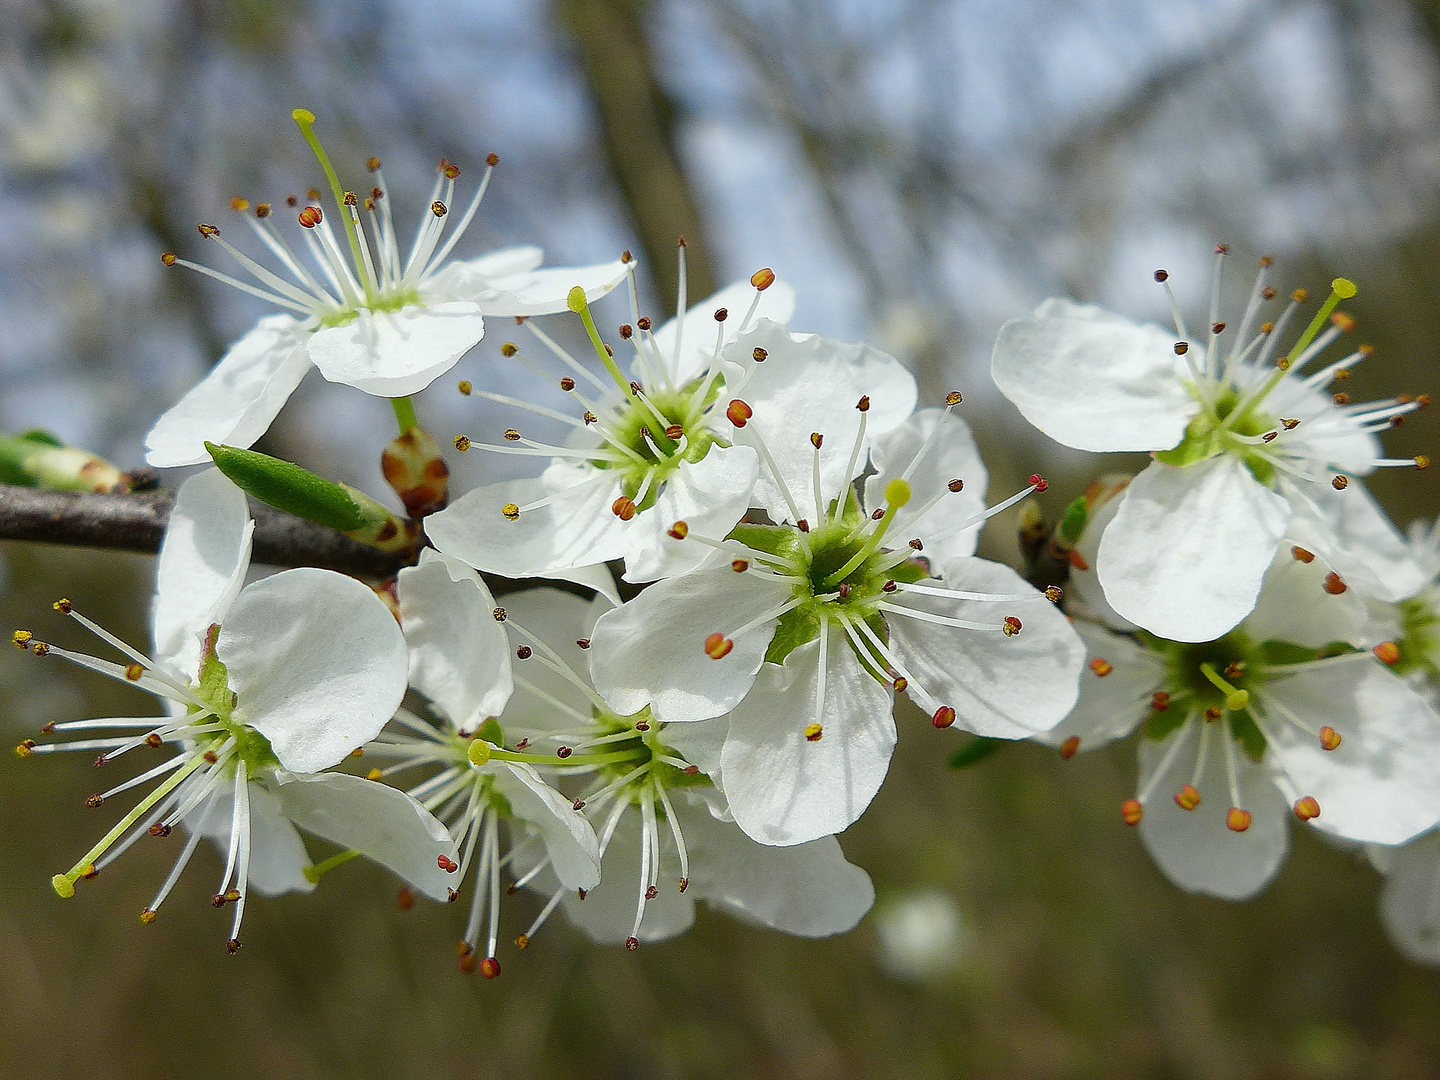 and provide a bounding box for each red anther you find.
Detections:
[732,558,749,573]
[458,951,477,974]
[431,200,448,217]
[1374,641,1401,665]
[751,267,776,290]
[619,324,634,339]
[226,939,242,955]
[1332,393,1350,407]
[679,877,690,892]
[447,889,459,903]
[1215,244,1229,255]
[1323,572,1347,595]
[503,427,521,441]
[1319,726,1342,751]
[836,583,851,599]
[160,251,177,266]
[1089,657,1113,677]
[882,580,897,593]
[1045,585,1064,603]
[804,723,823,742]
[858,395,872,411]
[576,639,591,650]
[625,937,640,951]
[810,432,823,449]
[40,722,55,734]
[713,307,728,322]
[667,521,689,540]
[637,316,652,331]
[753,347,768,362]
[202,750,219,764]
[1212,322,1227,334]
[1282,418,1300,430]
[515,738,530,750]
[948,478,964,492]
[677,235,688,247]
[584,412,597,425]
[798,519,811,533]
[560,376,576,391]
[343,190,358,206]
[286,194,299,207]
[1174,341,1190,356]
[1291,545,1315,563]
[683,765,699,775]
[1294,796,1321,822]
[438,855,459,873]
[124,662,145,681]
[1418,394,1432,408]
[872,508,886,520]
[664,424,684,440]
[704,633,734,660]
[1028,473,1048,493]
[1204,705,1222,721]
[1261,431,1278,443]
[486,152,500,167]
[635,721,649,732]
[1002,616,1022,637]
[1226,808,1252,833]
[479,957,501,979]
[572,799,586,811]
[931,706,956,729]
[211,893,227,908]
[726,399,753,426]
[1068,550,1090,571]
[557,746,573,759]
[297,206,322,228]
[612,497,637,521]
[645,885,658,900]
[893,676,908,693]
[516,645,532,660]
[149,823,172,837]
[908,538,923,550]
[144,733,163,748]
[197,223,220,237]
[1121,798,1144,825]
[397,887,415,910]
[1059,736,1080,760]
[1174,785,1201,811]
[1154,269,1169,282]
[492,606,507,622]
